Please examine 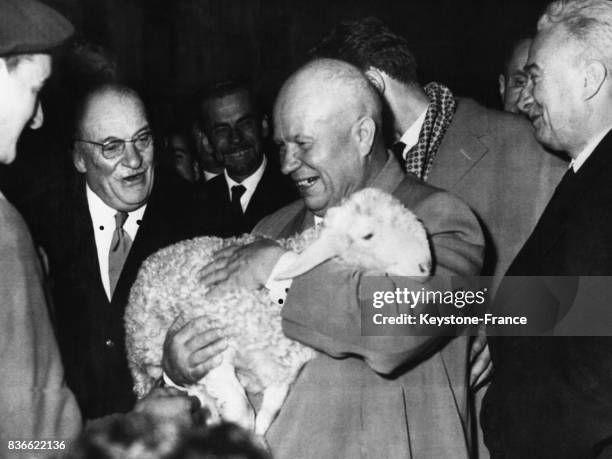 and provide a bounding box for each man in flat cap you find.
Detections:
[0,0,81,443]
